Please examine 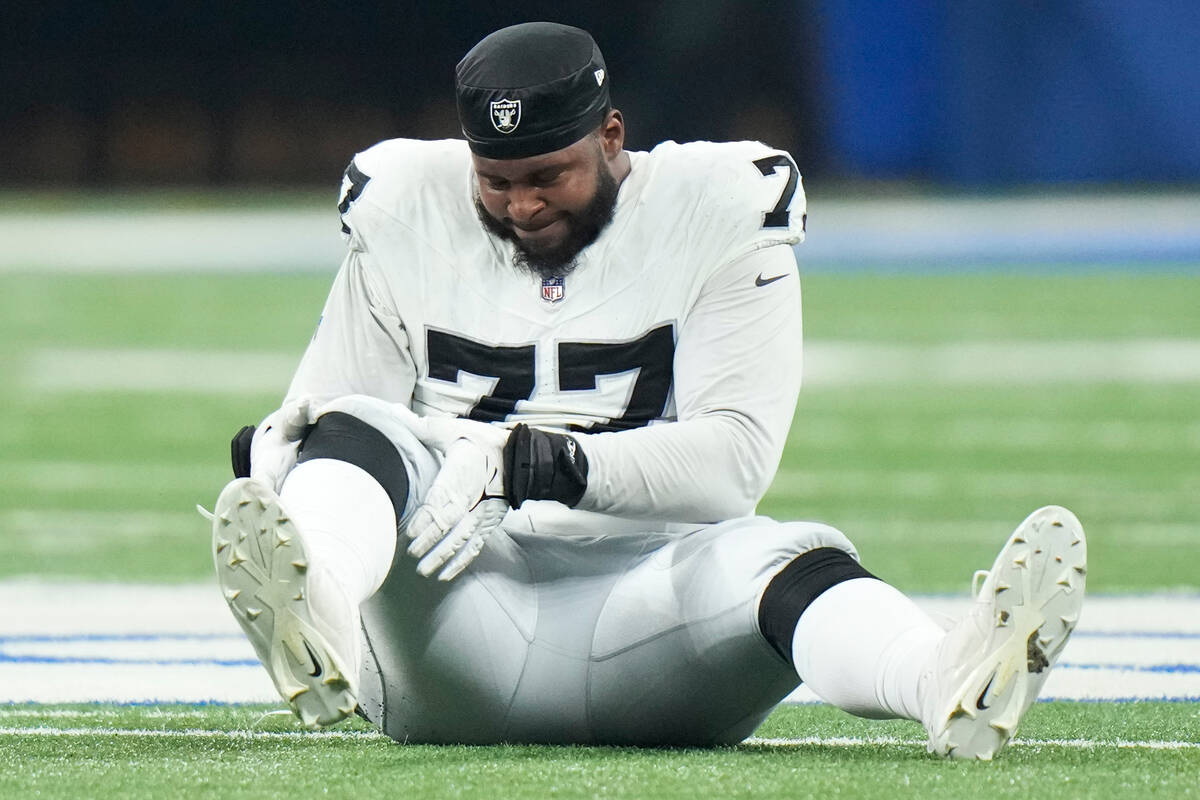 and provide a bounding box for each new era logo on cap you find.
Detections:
[594,68,605,86]
[490,98,521,134]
